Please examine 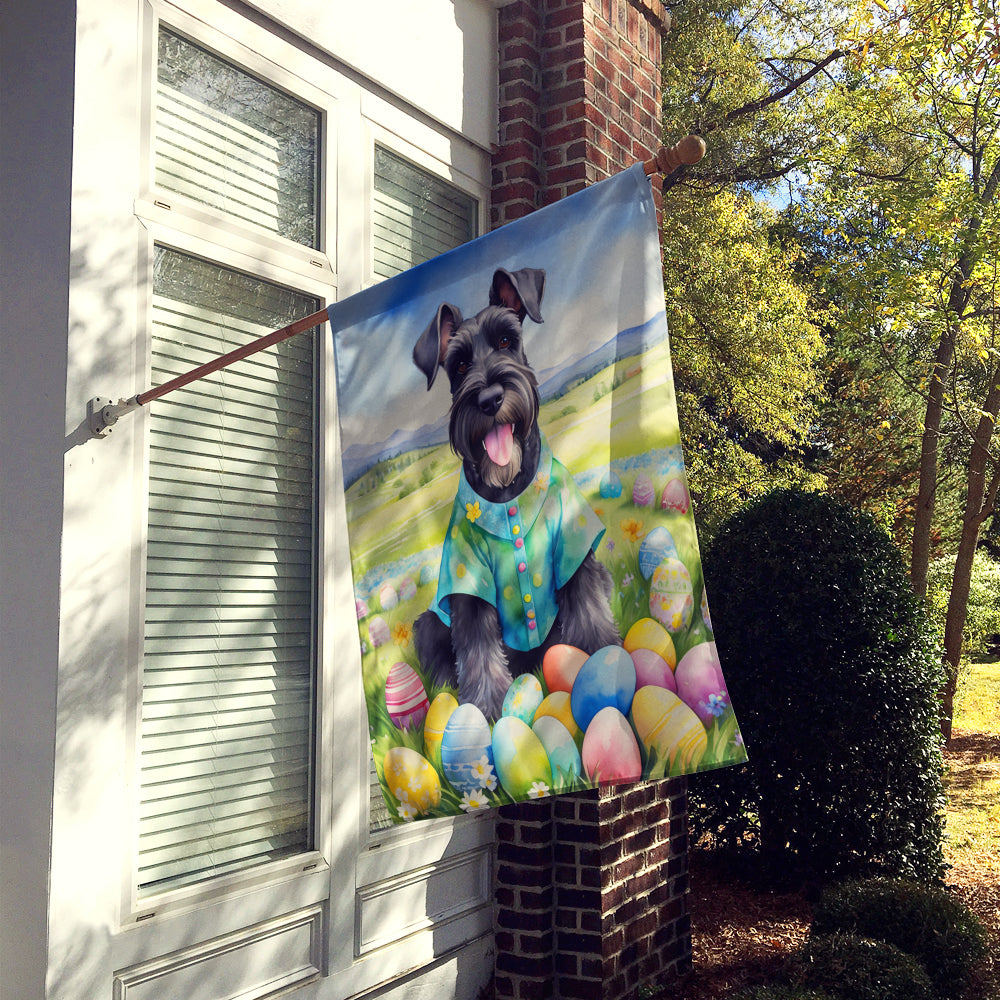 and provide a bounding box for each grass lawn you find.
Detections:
[945,658,1000,871]
[943,657,1000,1000]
